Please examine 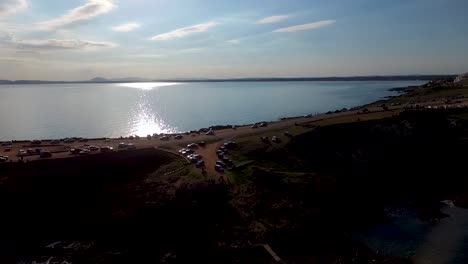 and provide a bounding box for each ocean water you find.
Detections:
[358,202,468,264]
[0,81,424,140]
